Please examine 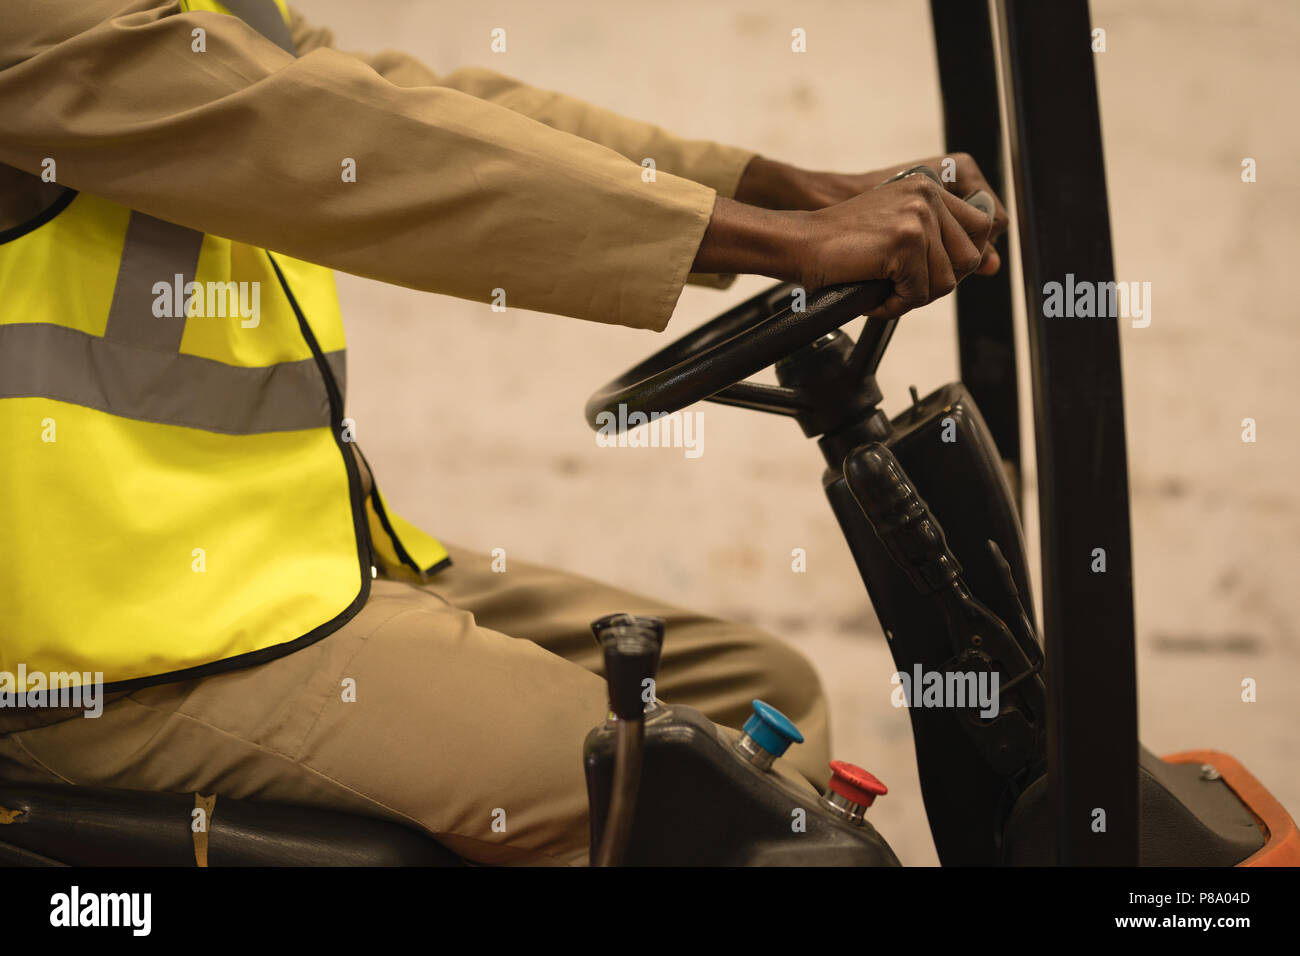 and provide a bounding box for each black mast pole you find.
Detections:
[992,0,1140,865]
